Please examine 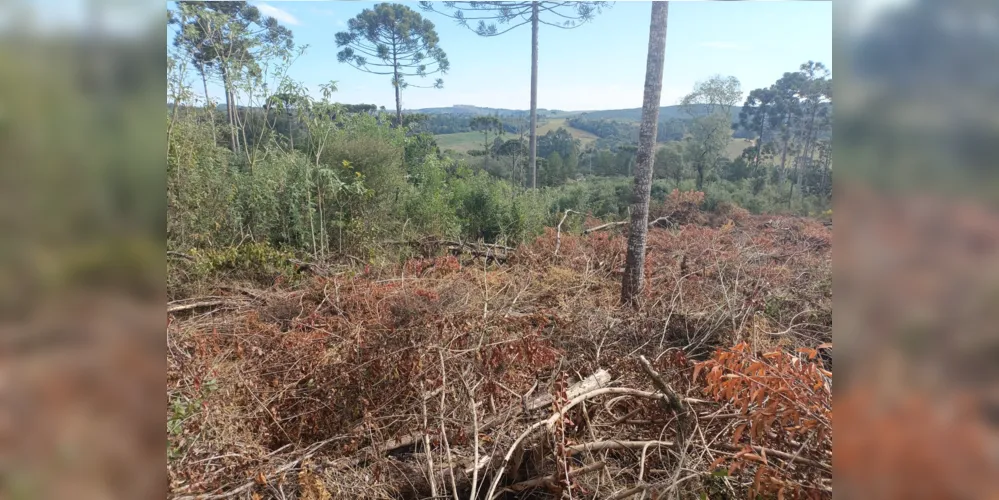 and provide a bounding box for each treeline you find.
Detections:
[408,113,522,135]
[566,116,687,146]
